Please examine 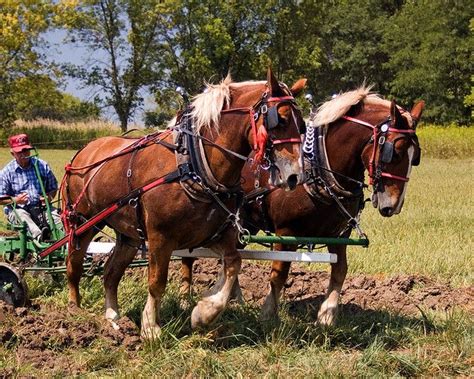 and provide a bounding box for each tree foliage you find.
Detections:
[384,0,473,123]
[1,0,472,129]
[0,0,88,131]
